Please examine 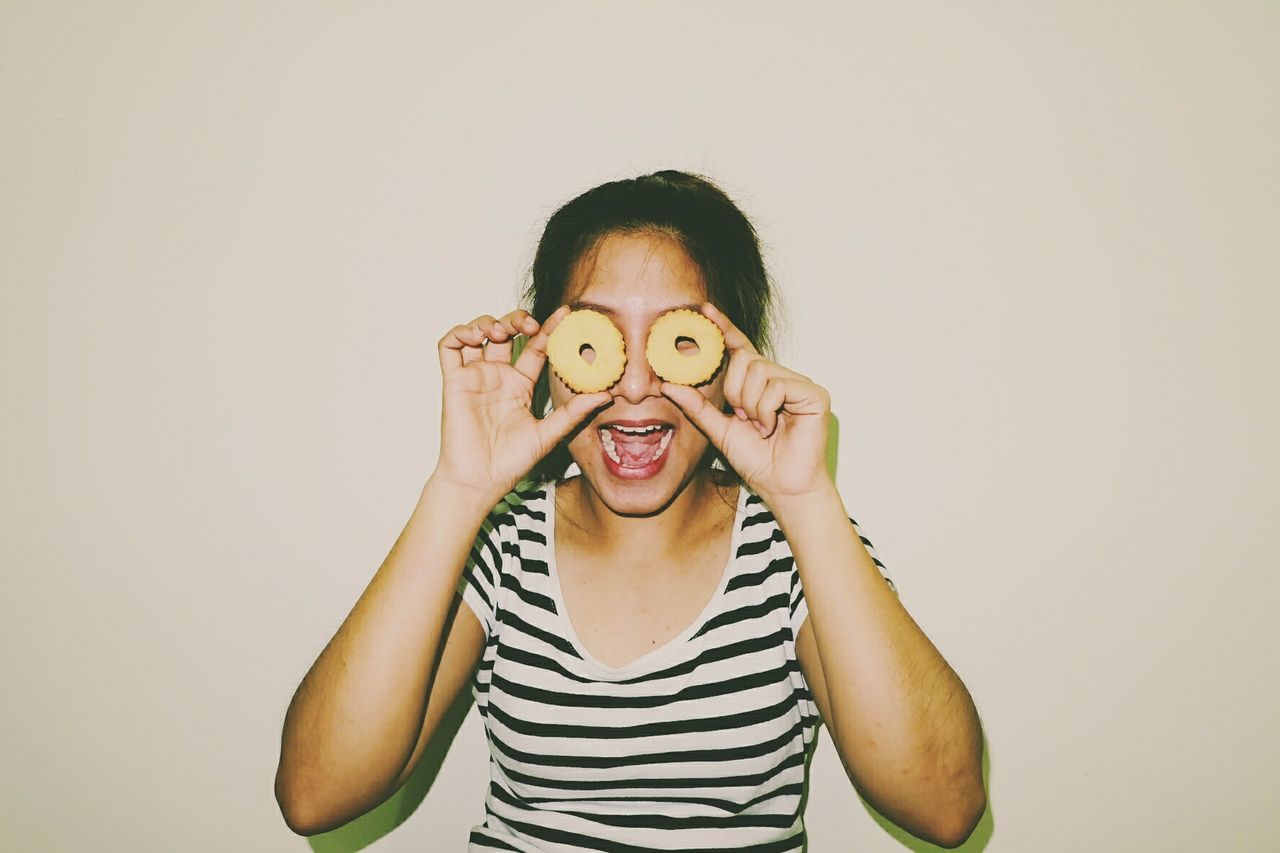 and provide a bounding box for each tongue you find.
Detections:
[611,430,664,467]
